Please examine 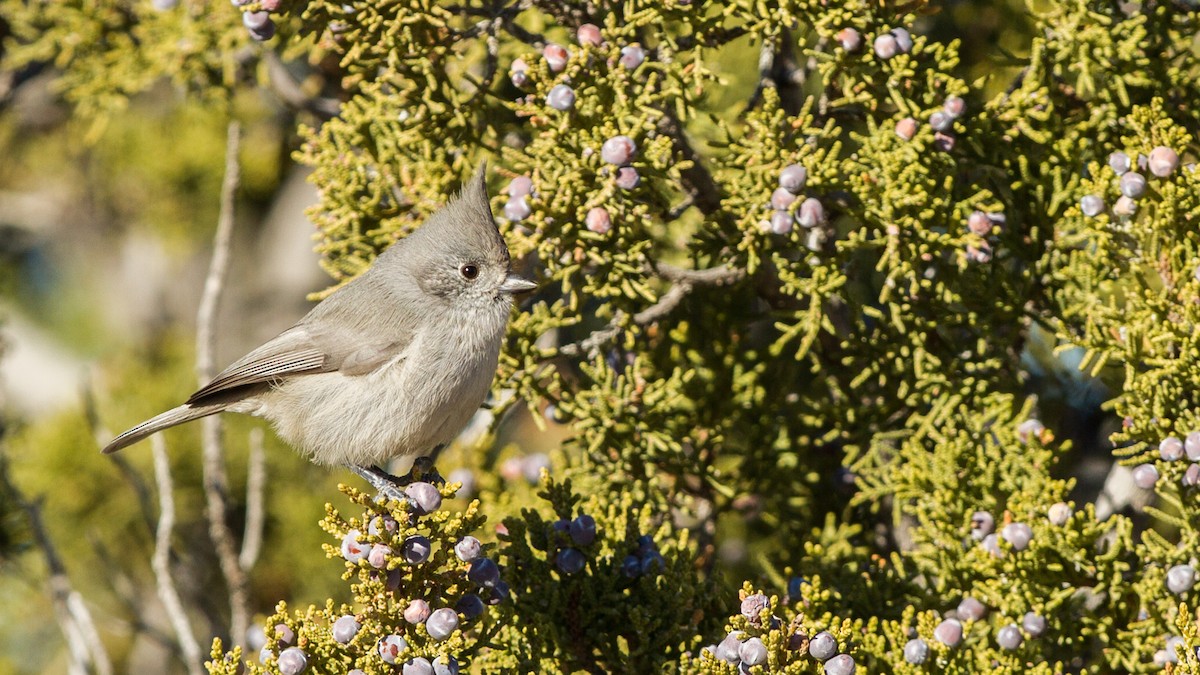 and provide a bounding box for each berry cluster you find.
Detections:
[619,533,665,579]
[1079,146,1182,218]
[1133,432,1200,490]
[762,162,831,251]
[541,513,597,574]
